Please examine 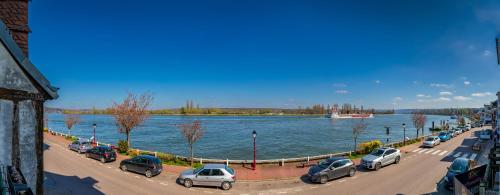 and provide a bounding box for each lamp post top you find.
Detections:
[252,130,257,138]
